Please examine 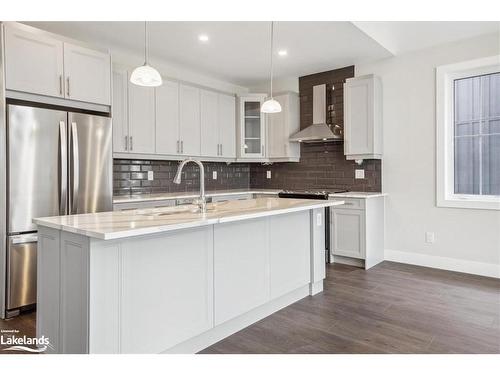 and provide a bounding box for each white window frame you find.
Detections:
[436,55,500,210]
